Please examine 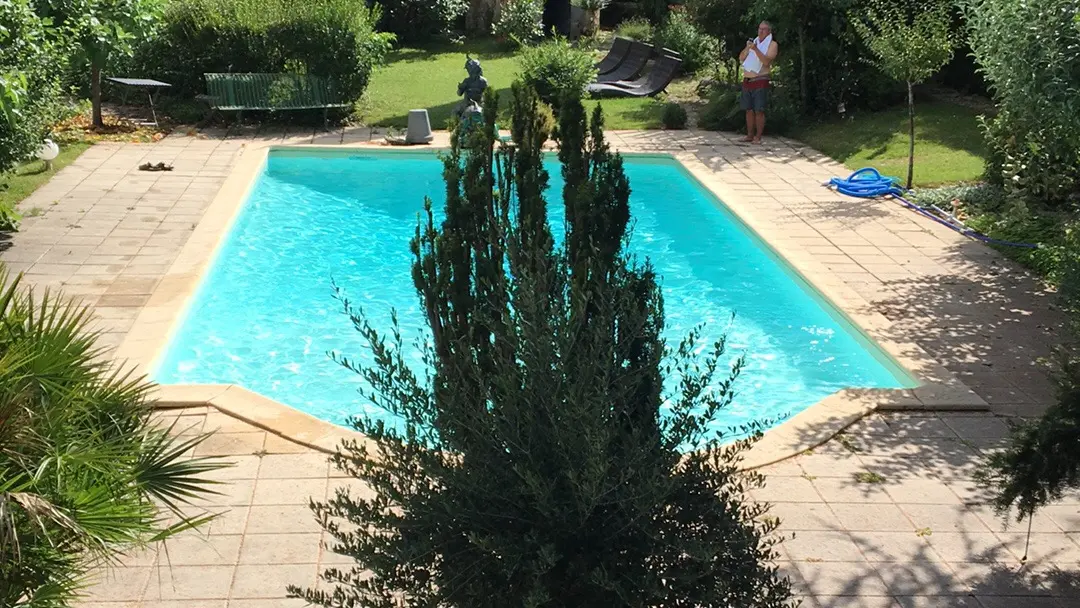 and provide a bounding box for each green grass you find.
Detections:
[791,101,988,187]
[1,143,91,212]
[358,39,668,130]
